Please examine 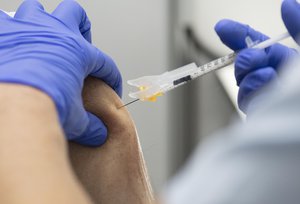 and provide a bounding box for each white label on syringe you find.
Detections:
[194,53,236,78]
